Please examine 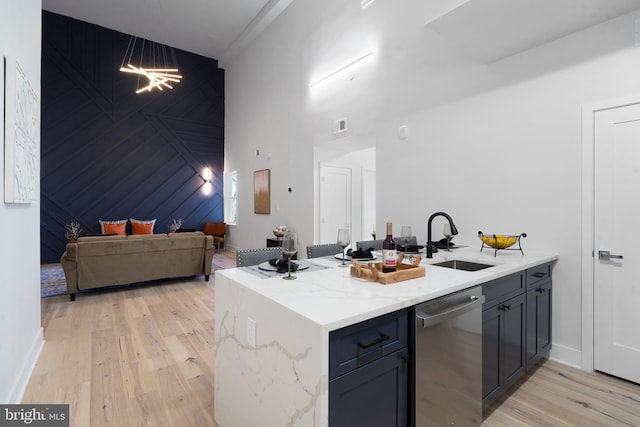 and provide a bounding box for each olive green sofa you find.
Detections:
[60,232,214,301]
